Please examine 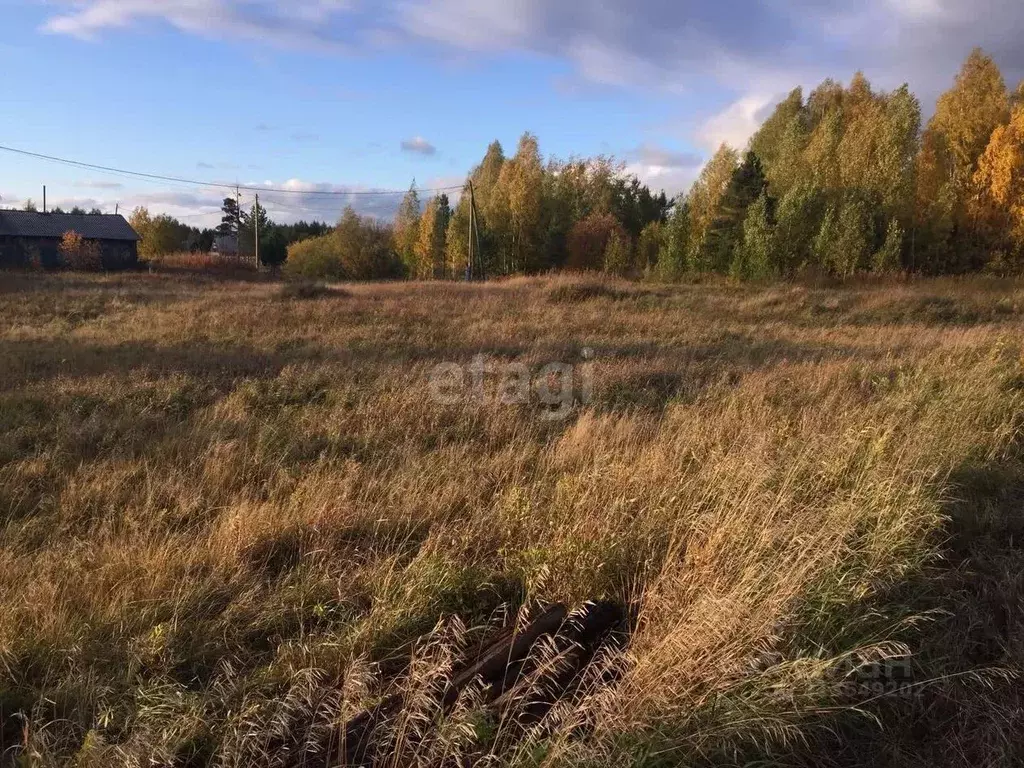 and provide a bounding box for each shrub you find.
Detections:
[547,279,628,303]
[58,231,103,271]
[278,281,350,300]
[284,207,404,281]
[566,212,626,271]
[603,228,634,276]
